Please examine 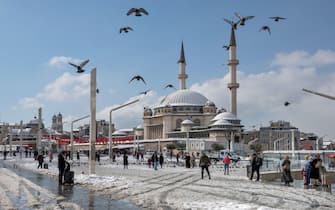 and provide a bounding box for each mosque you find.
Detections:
[135,29,245,153]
